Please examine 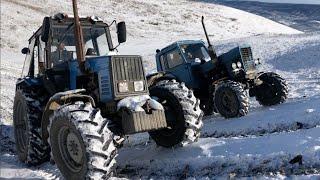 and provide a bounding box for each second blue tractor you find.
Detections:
[147,16,288,118]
